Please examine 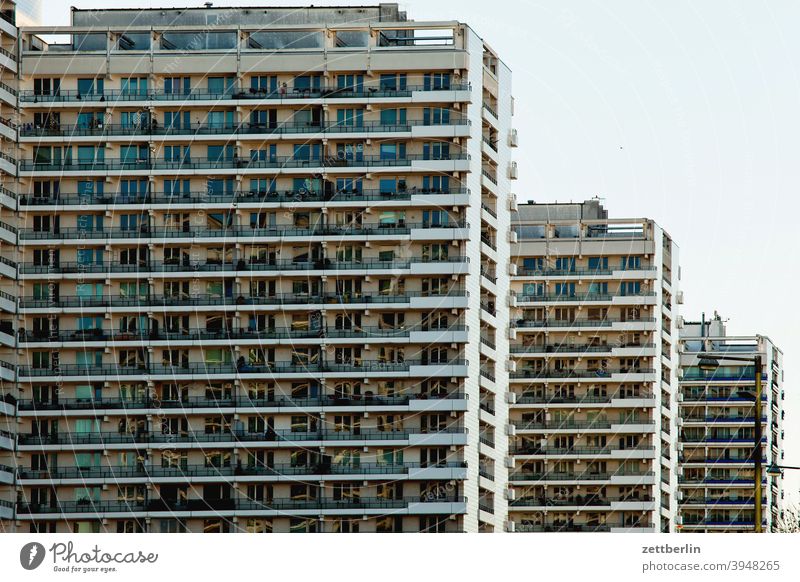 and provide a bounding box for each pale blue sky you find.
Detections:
[36,0,800,500]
